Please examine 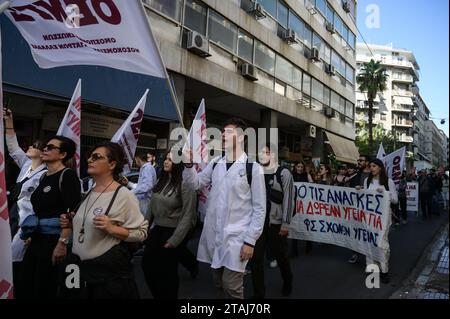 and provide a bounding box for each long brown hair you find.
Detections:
[153,149,184,196]
[366,158,389,189]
